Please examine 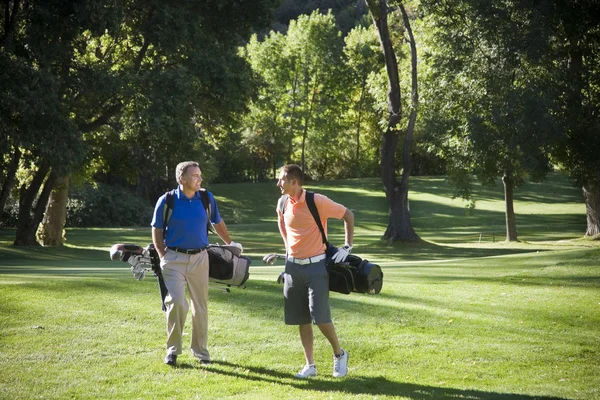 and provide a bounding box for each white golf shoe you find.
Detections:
[295,364,317,379]
[333,349,348,378]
